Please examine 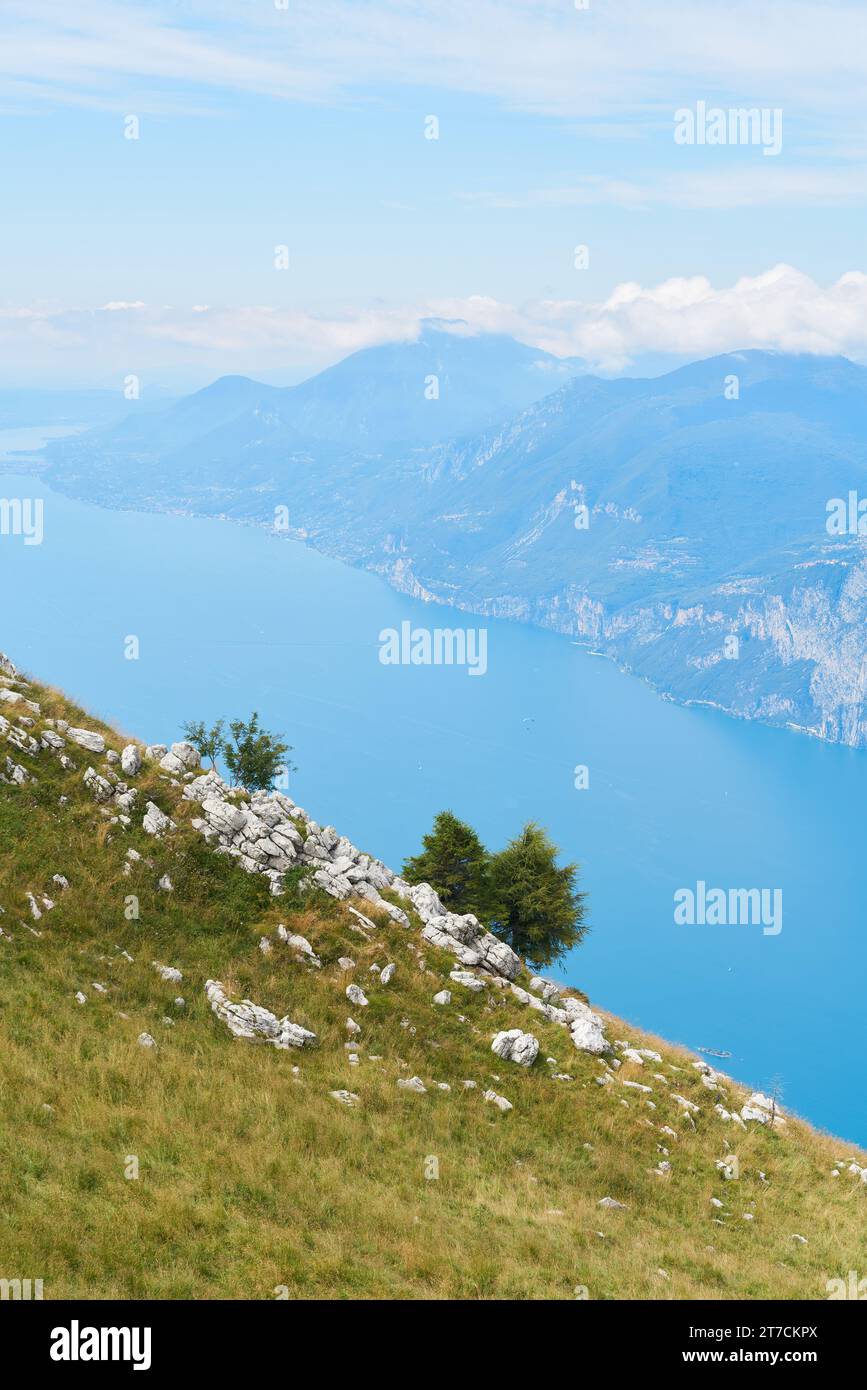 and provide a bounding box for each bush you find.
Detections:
[223,713,294,793]
[181,713,295,792]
